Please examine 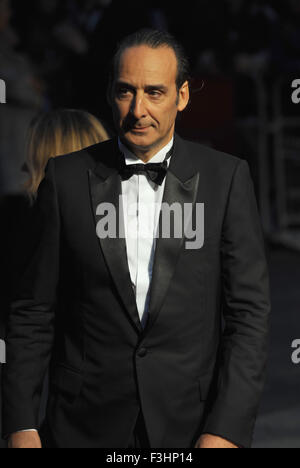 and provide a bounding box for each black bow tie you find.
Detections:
[120,160,168,186]
[119,147,173,186]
